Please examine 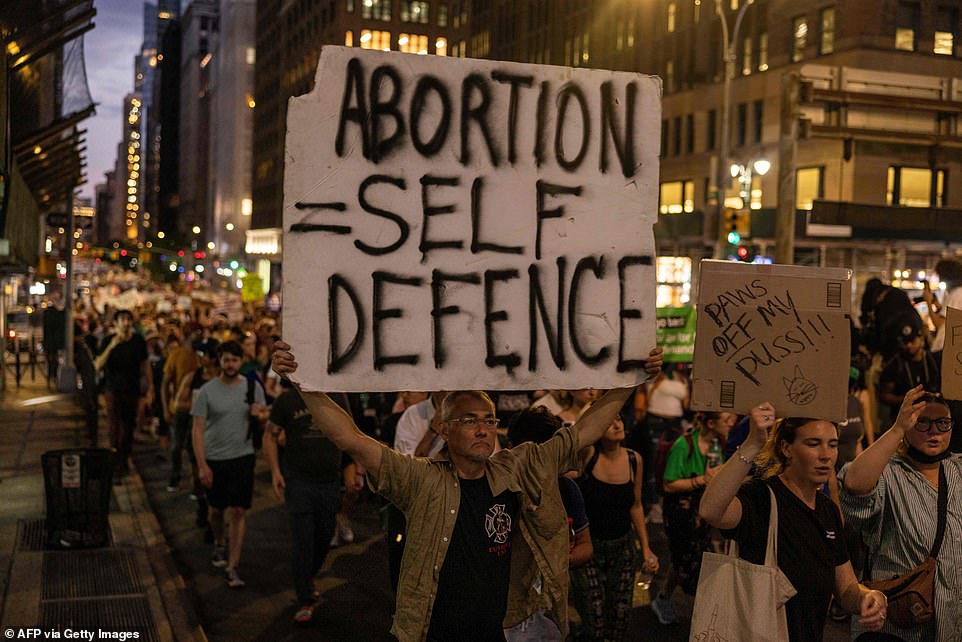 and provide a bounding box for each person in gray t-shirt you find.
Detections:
[191,340,266,589]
